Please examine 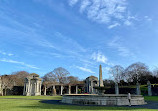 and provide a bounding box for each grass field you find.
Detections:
[0,96,158,111]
